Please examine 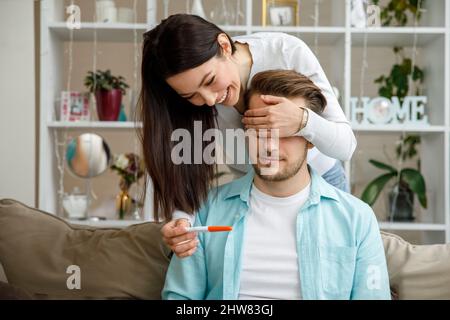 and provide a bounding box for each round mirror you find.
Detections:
[66,133,111,178]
